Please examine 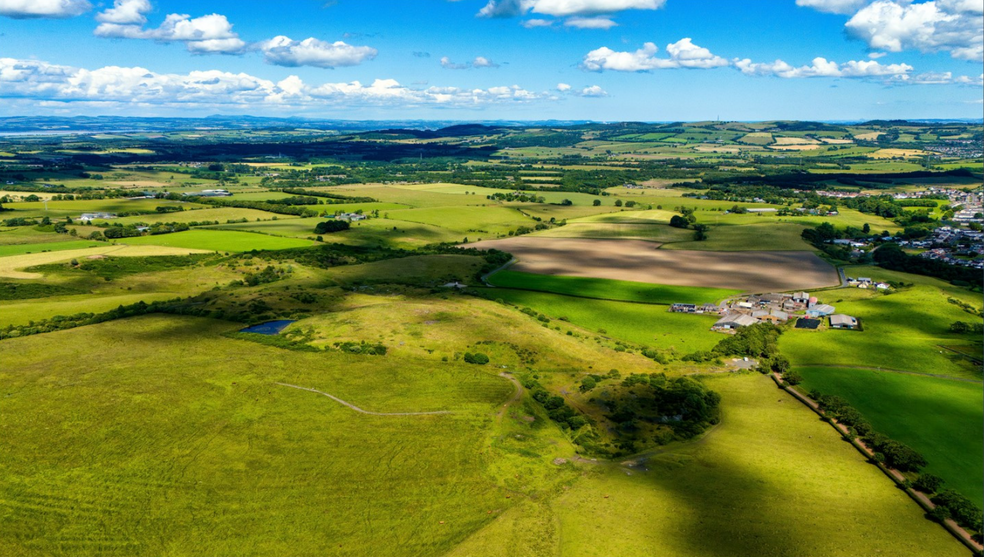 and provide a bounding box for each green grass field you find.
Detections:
[0,315,516,557]
[780,266,983,380]
[119,230,314,252]
[475,287,721,353]
[797,366,983,507]
[452,373,967,557]
[487,270,739,305]
[0,239,104,257]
